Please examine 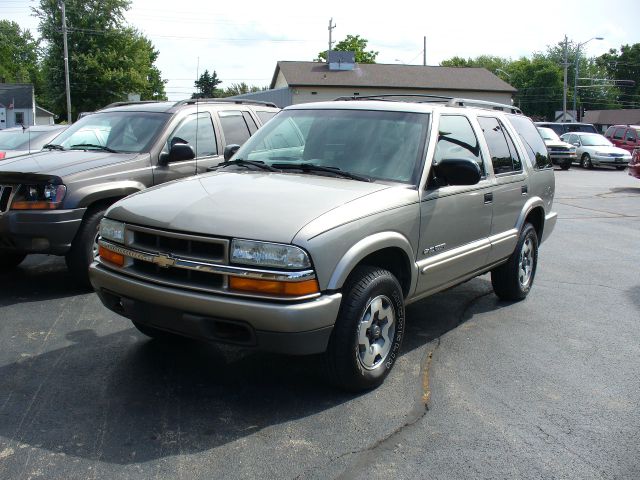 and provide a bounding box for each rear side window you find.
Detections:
[256,111,278,125]
[613,128,625,140]
[508,115,552,169]
[605,126,615,138]
[218,111,252,145]
[434,115,485,176]
[478,116,522,174]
